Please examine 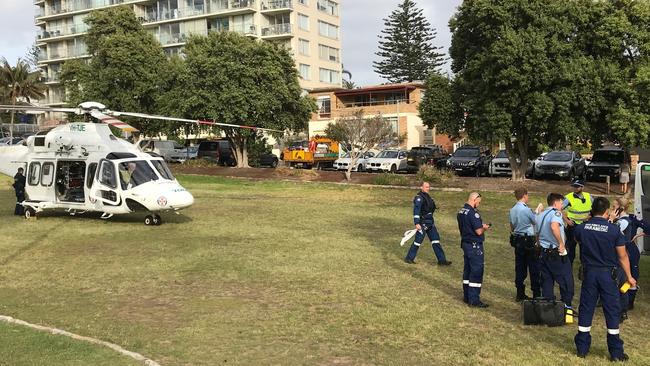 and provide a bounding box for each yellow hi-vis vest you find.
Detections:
[565,192,592,224]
